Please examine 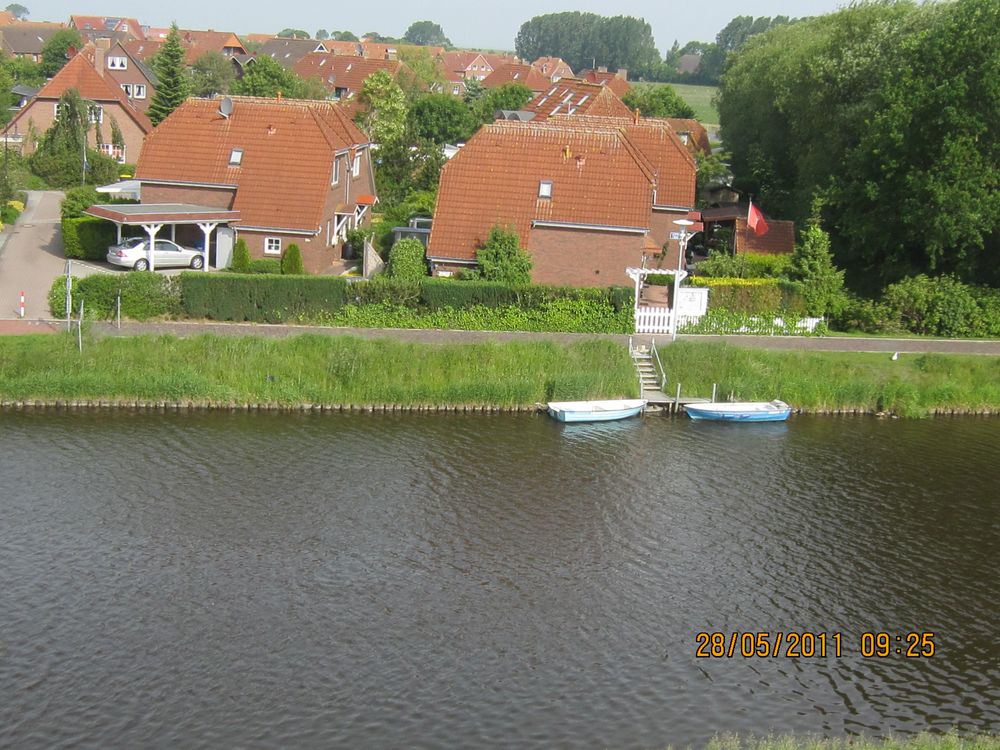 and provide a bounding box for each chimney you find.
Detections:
[94,43,107,76]
[276,90,283,102]
[633,108,640,125]
[617,67,628,80]
[597,65,607,73]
